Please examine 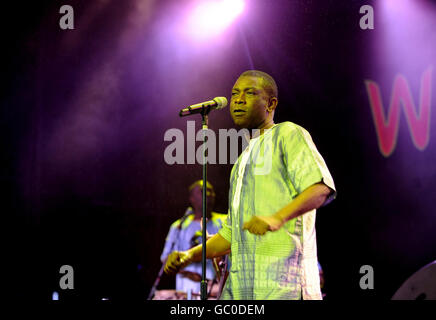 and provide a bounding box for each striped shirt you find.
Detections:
[218,122,336,300]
